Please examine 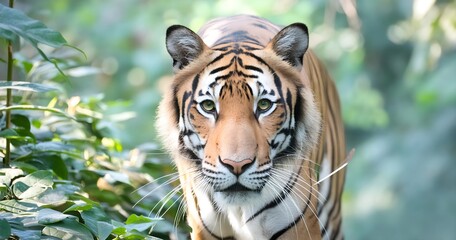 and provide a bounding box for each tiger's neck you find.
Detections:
[179,157,321,240]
